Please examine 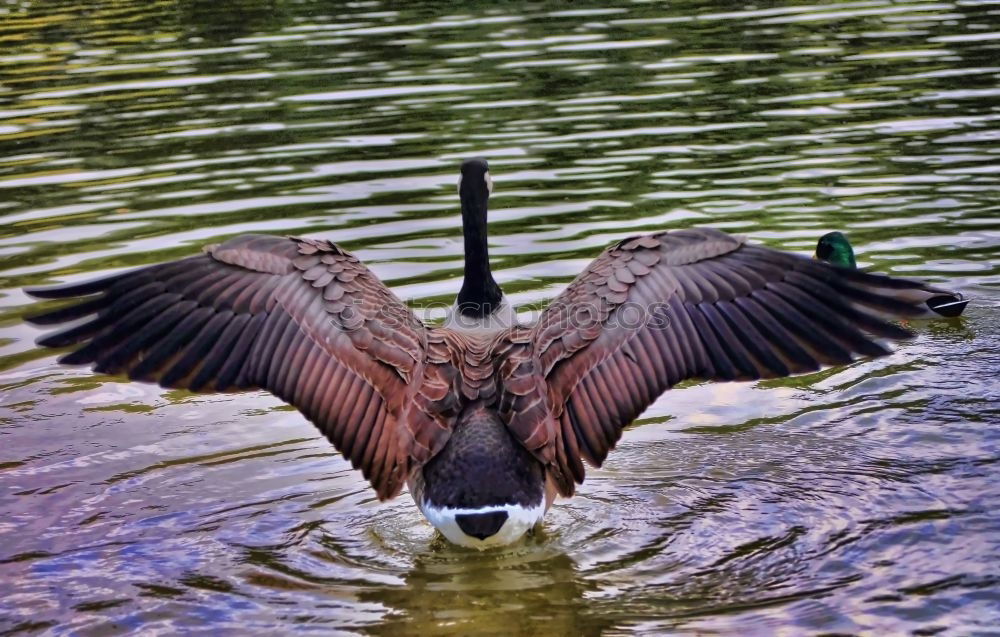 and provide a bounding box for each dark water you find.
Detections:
[2,0,1000,634]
